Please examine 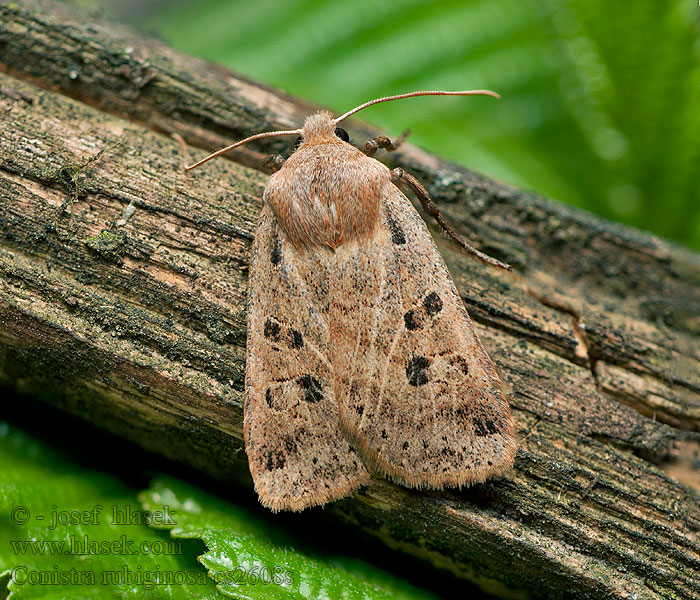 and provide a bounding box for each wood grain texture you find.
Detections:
[1,2,699,599]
